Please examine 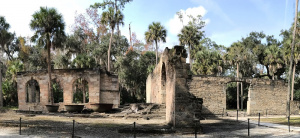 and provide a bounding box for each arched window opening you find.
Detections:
[26,79,40,103]
[161,63,166,104]
[162,63,166,88]
[52,78,63,103]
[73,78,89,103]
